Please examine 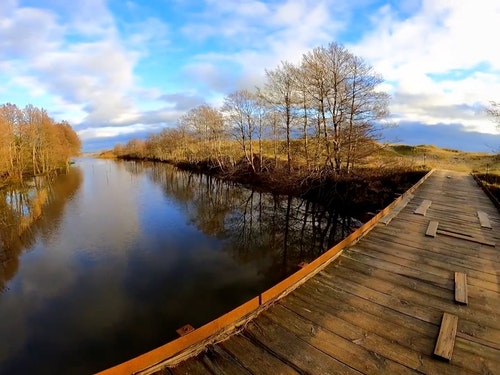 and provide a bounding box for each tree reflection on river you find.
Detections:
[0,169,83,293]
[134,161,355,283]
[0,159,356,374]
